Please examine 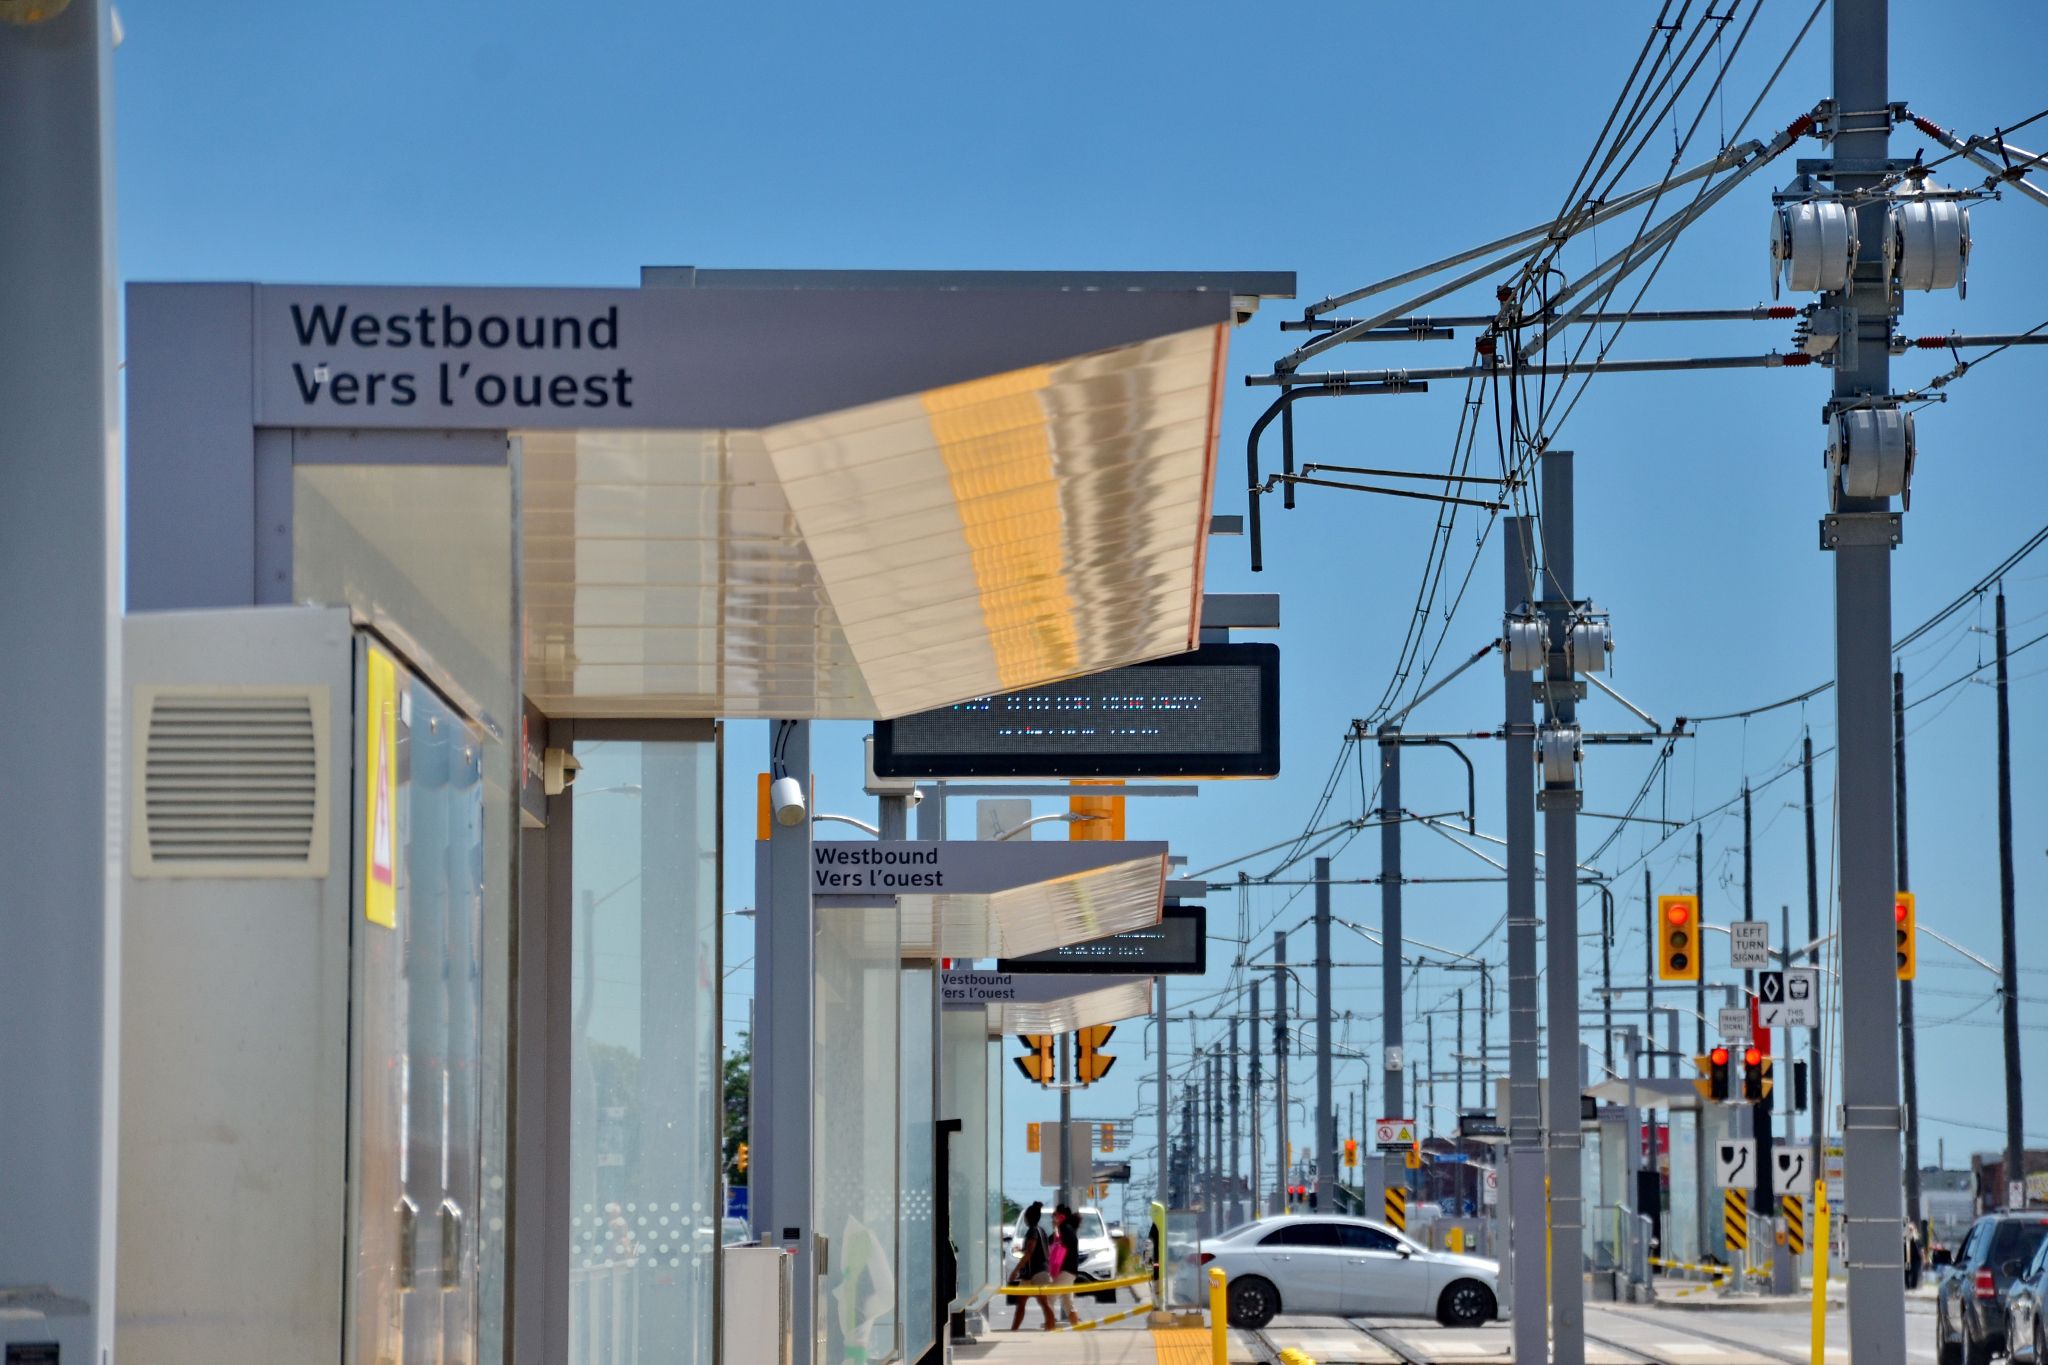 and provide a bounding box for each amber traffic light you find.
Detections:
[1896,891,1917,980]
[1025,1122,1041,1153]
[1659,895,1701,981]
[1014,1034,1055,1087]
[1344,1137,1359,1168]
